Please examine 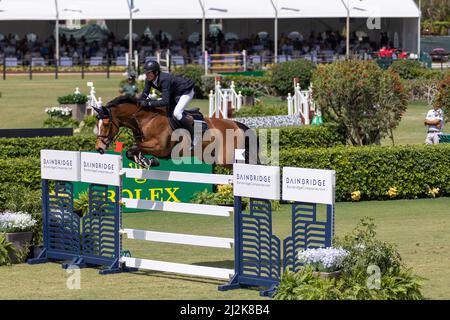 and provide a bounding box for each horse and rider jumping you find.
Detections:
[94,60,257,168]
